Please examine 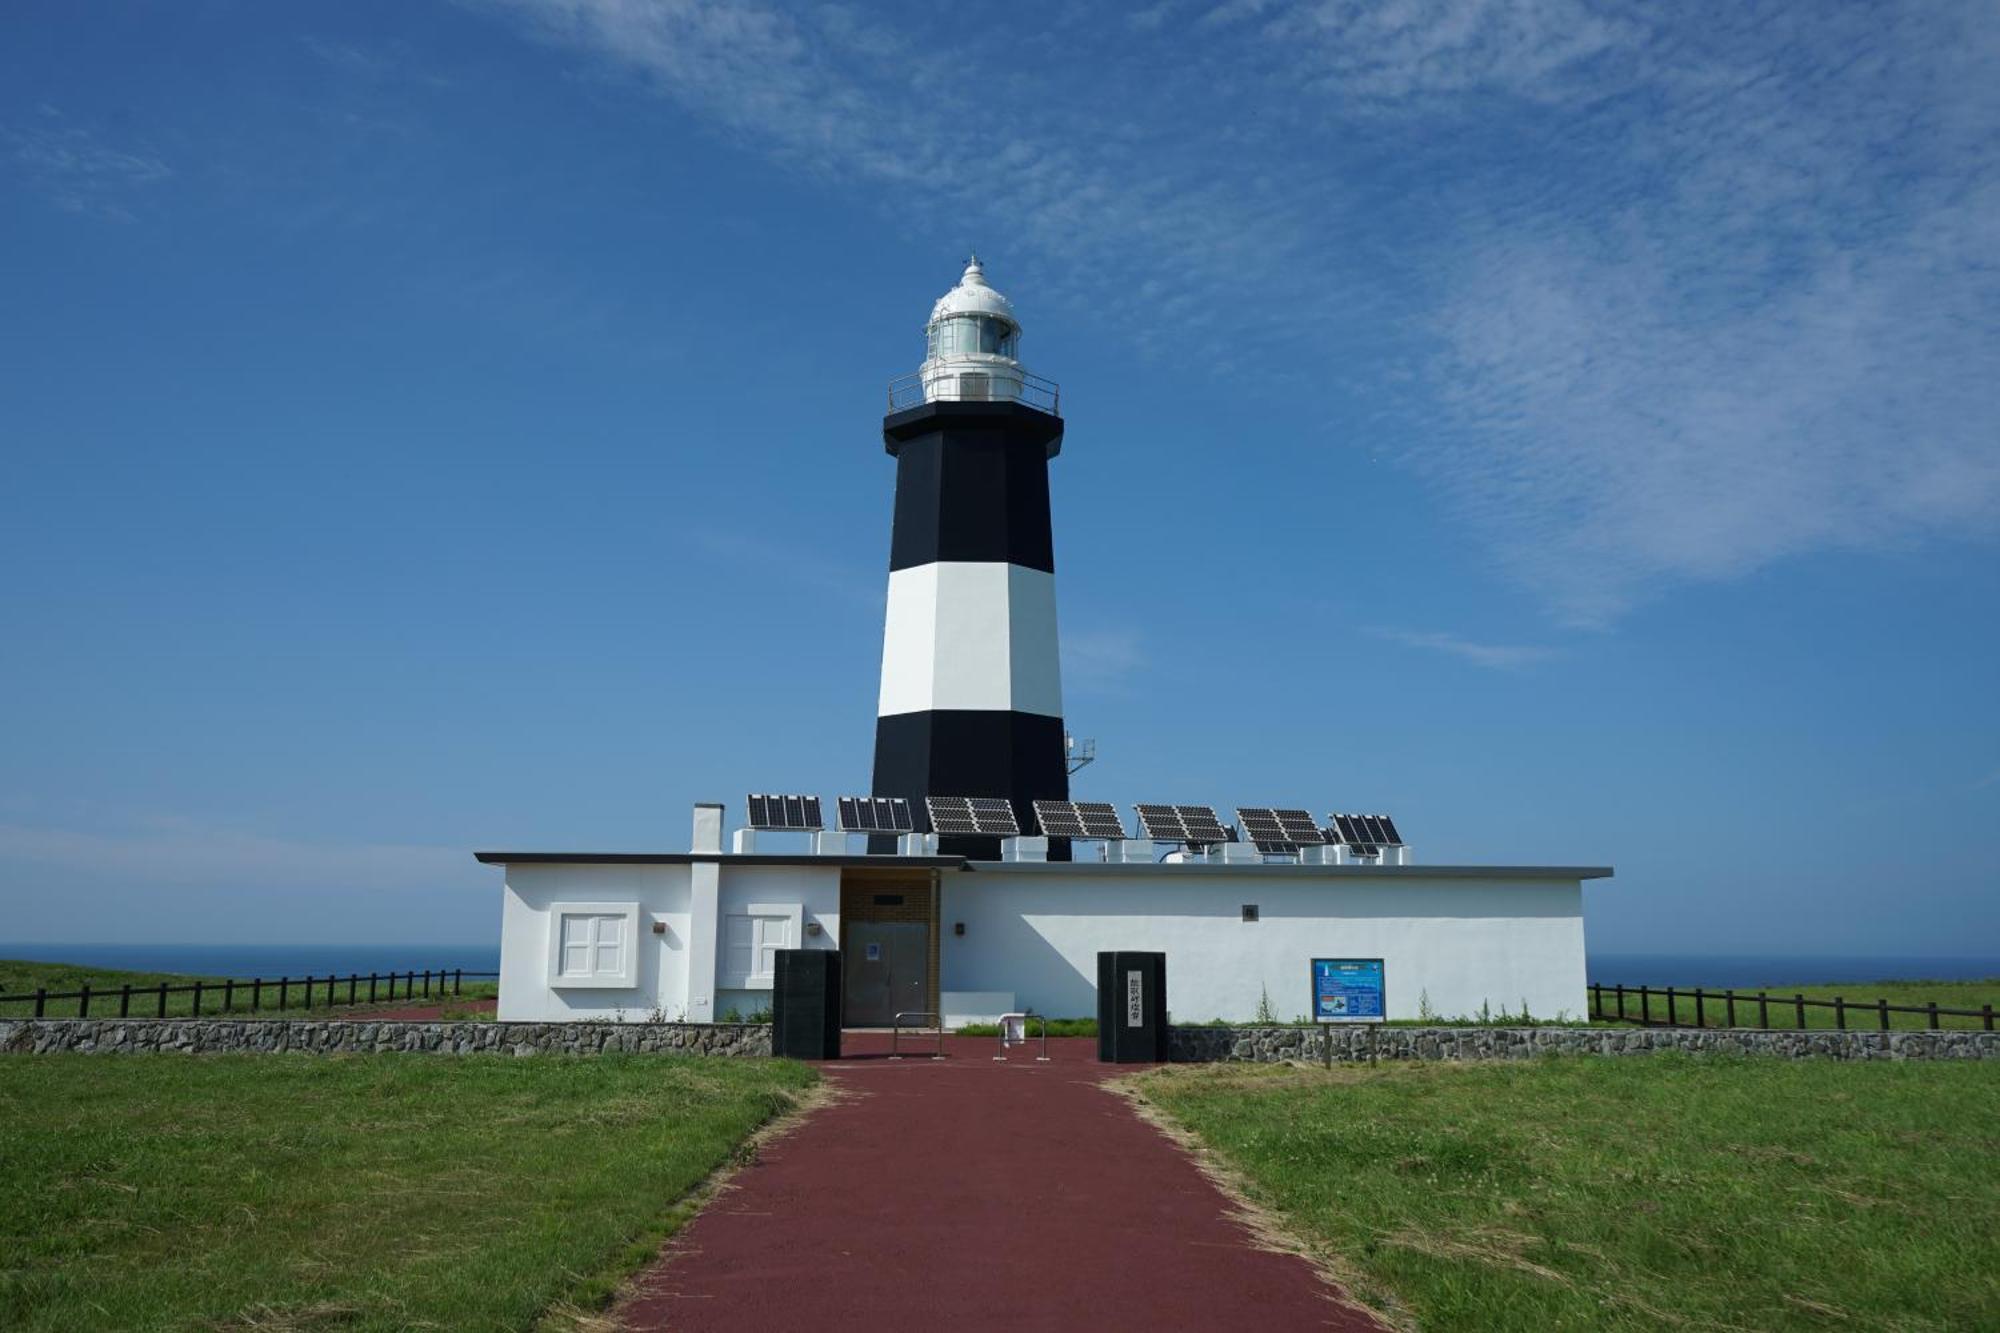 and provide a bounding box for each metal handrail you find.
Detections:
[886,369,1062,416]
[992,1011,1050,1063]
[891,1010,945,1060]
